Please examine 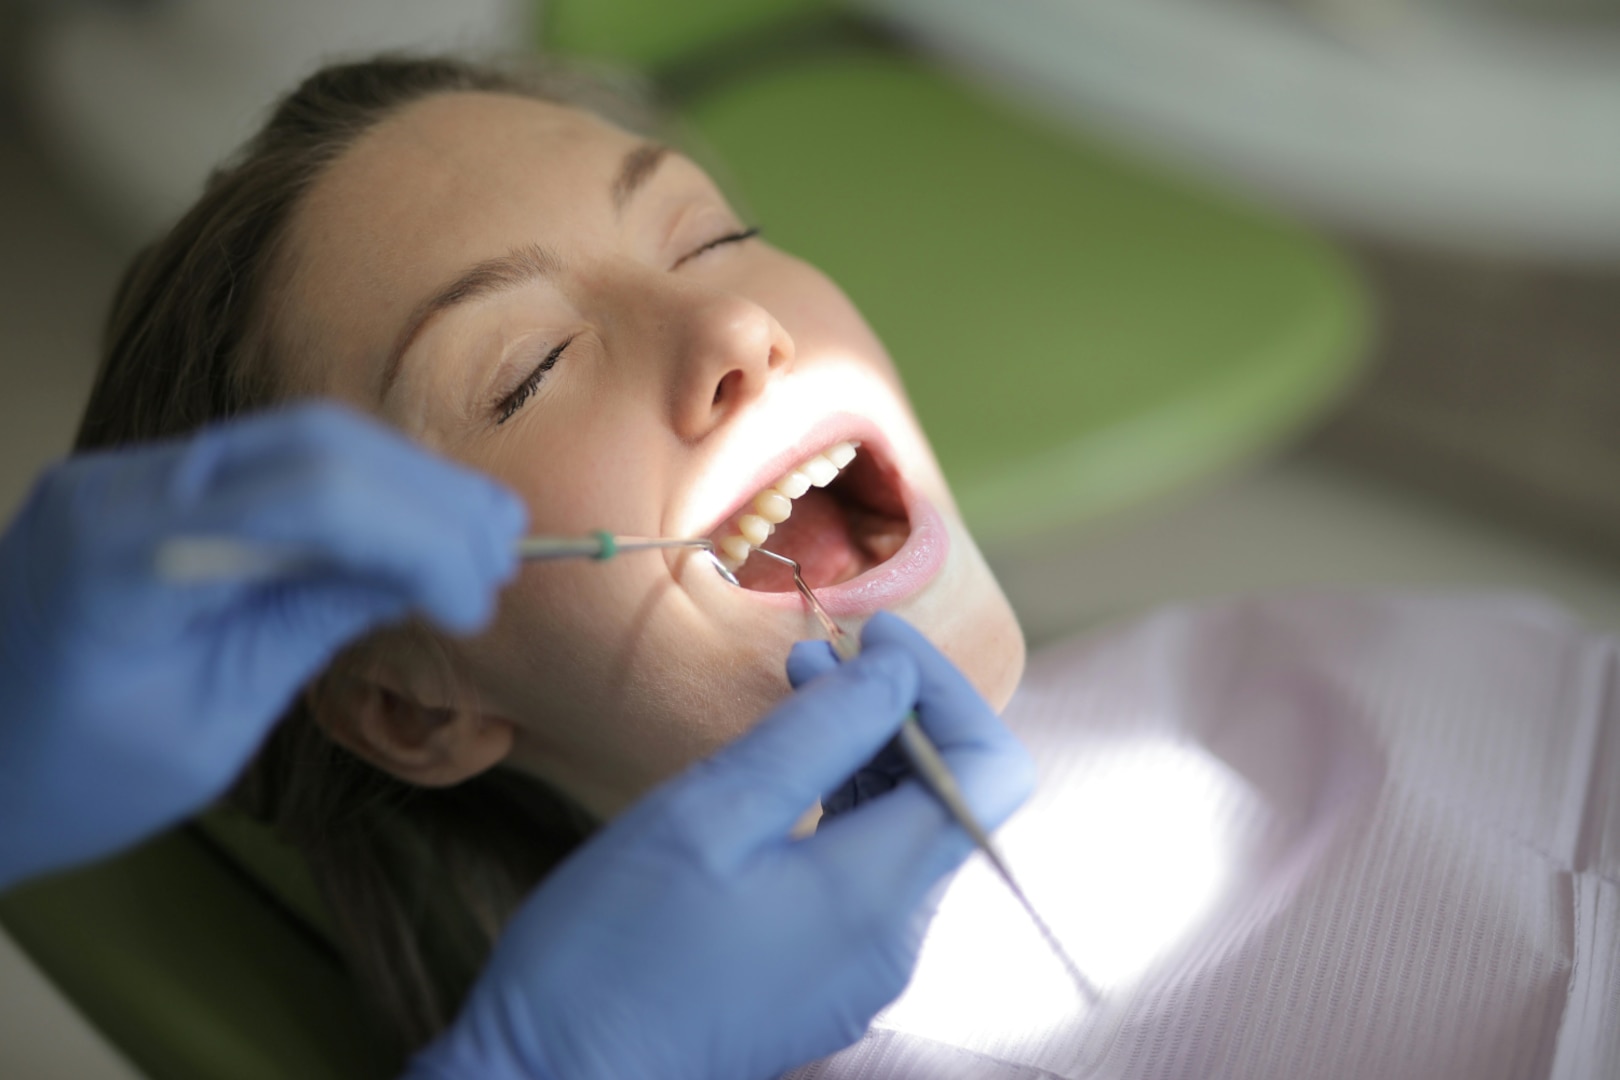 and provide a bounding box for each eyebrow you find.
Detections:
[612,142,670,215]
[376,142,673,405]
[376,242,563,404]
